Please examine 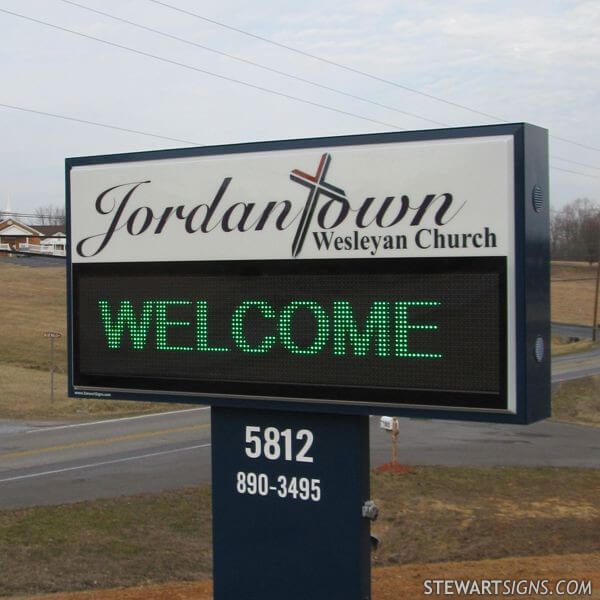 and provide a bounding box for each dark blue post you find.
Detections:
[212,407,371,600]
